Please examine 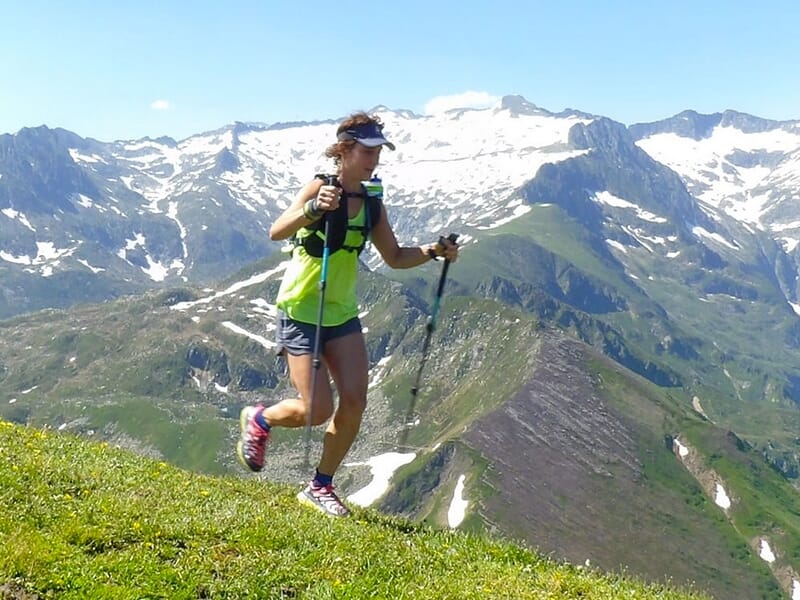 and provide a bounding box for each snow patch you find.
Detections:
[171,263,288,311]
[142,255,169,282]
[0,250,31,265]
[368,355,392,388]
[759,539,775,563]
[77,259,105,274]
[69,148,108,164]
[221,321,276,350]
[593,191,668,223]
[346,452,416,507]
[673,438,689,458]
[691,396,712,421]
[605,239,628,253]
[476,203,532,229]
[714,483,731,509]
[0,208,35,231]
[780,237,800,252]
[692,226,739,250]
[0,241,75,269]
[448,474,469,528]
[75,193,96,208]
